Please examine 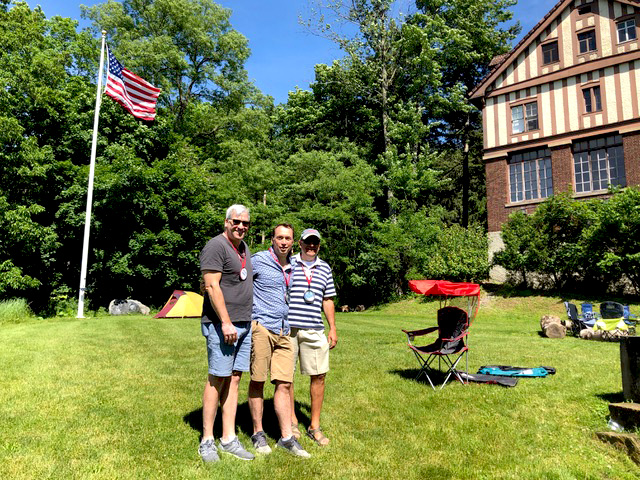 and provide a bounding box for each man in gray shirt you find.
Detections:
[198,204,254,463]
